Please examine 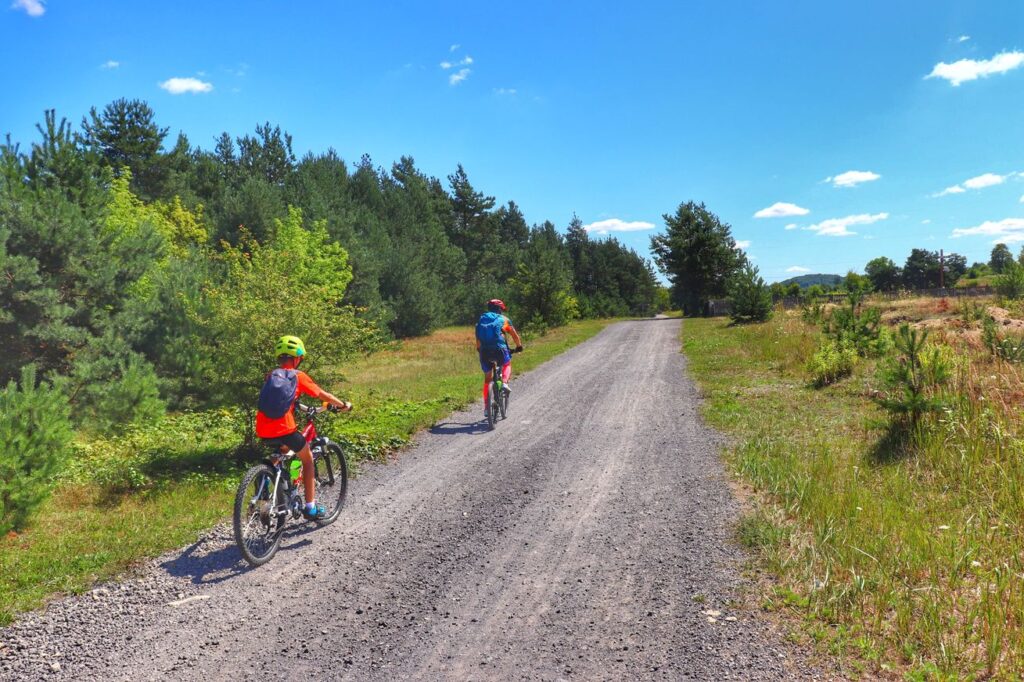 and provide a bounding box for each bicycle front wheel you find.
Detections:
[233,464,285,566]
[313,442,348,525]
